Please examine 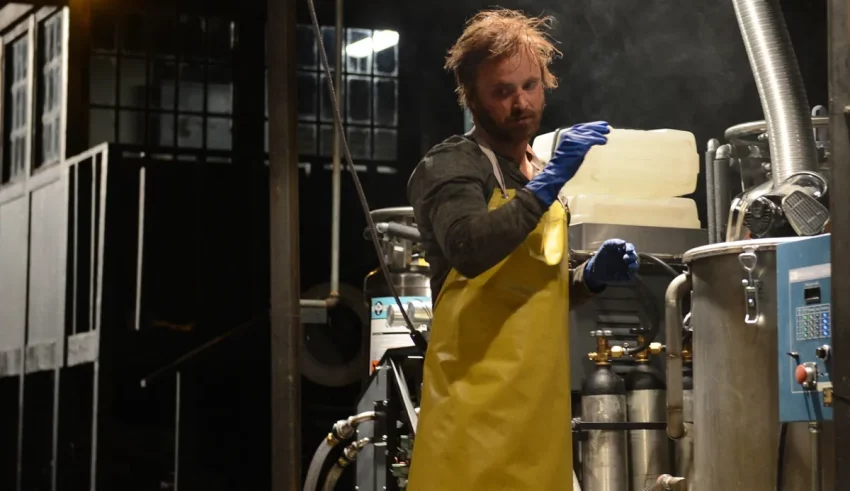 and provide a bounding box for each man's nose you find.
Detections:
[513,94,529,111]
